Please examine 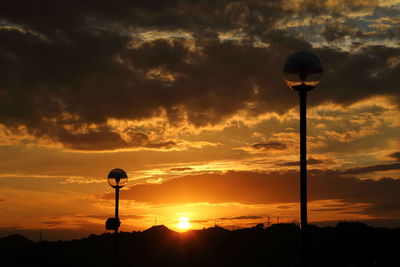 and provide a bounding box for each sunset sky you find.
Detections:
[0,0,399,240]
